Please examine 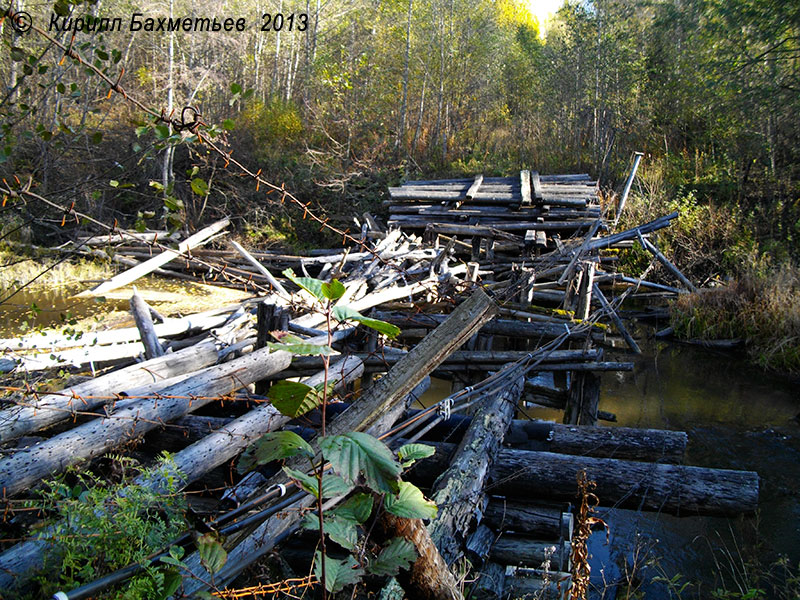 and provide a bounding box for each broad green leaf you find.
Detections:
[267,341,335,356]
[332,306,400,339]
[190,178,208,196]
[314,552,364,593]
[319,432,401,494]
[230,82,242,95]
[109,180,119,188]
[238,430,313,472]
[154,124,171,139]
[283,467,319,497]
[283,468,354,499]
[267,380,322,418]
[331,493,373,524]
[162,570,182,598]
[222,119,236,131]
[282,268,326,303]
[397,443,436,466]
[385,481,437,520]
[303,514,359,551]
[197,533,227,575]
[369,537,417,577]
[321,279,346,301]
